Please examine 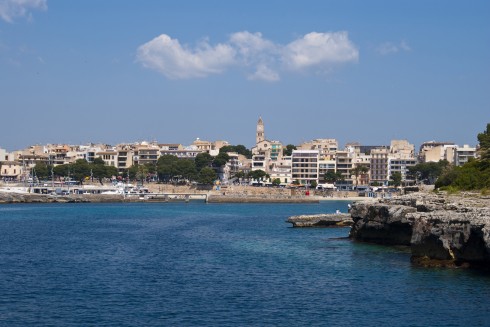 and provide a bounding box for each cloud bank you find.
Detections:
[0,0,47,23]
[137,31,359,81]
